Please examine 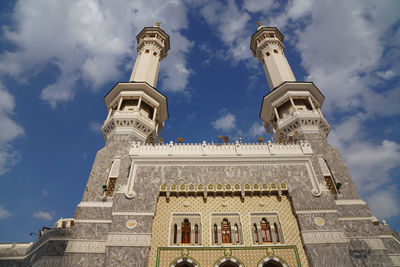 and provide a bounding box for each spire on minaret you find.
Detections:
[250,26,296,91]
[101,26,170,144]
[129,24,170,87]
[252,26,330,143]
